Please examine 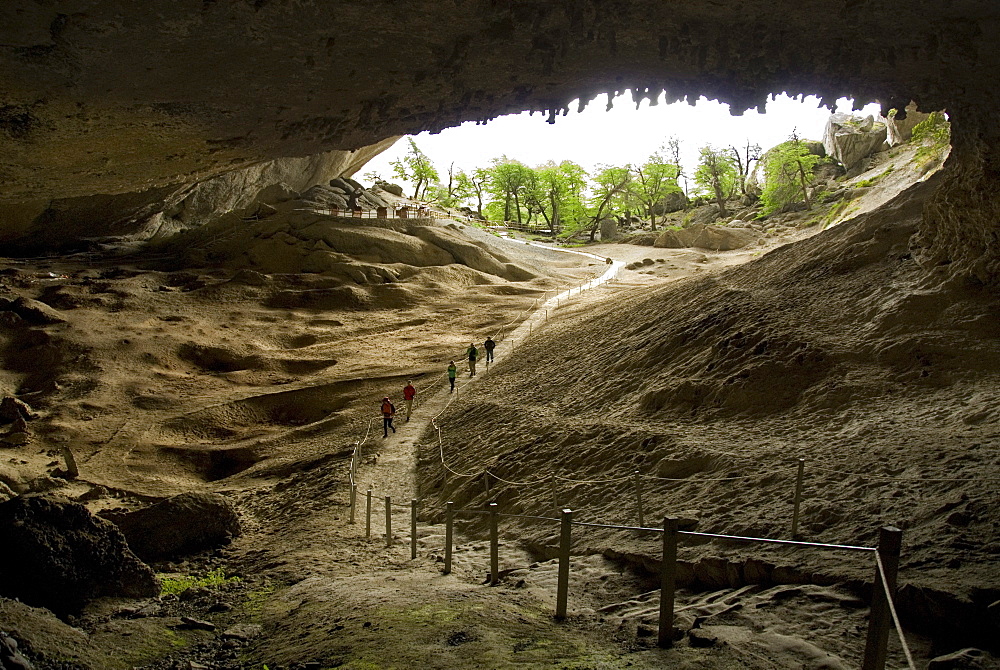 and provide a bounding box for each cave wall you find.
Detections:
[2,1,999,276]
